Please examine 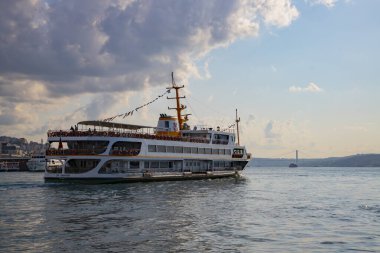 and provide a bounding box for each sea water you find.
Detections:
[0,167,379,252]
